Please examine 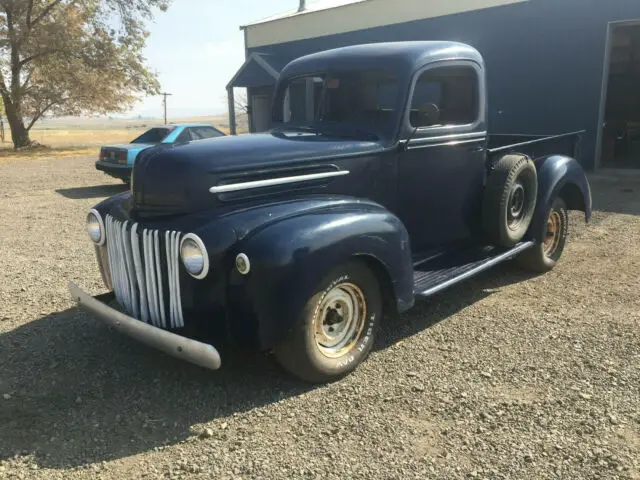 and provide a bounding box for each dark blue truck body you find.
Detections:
[71,41,592,381]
